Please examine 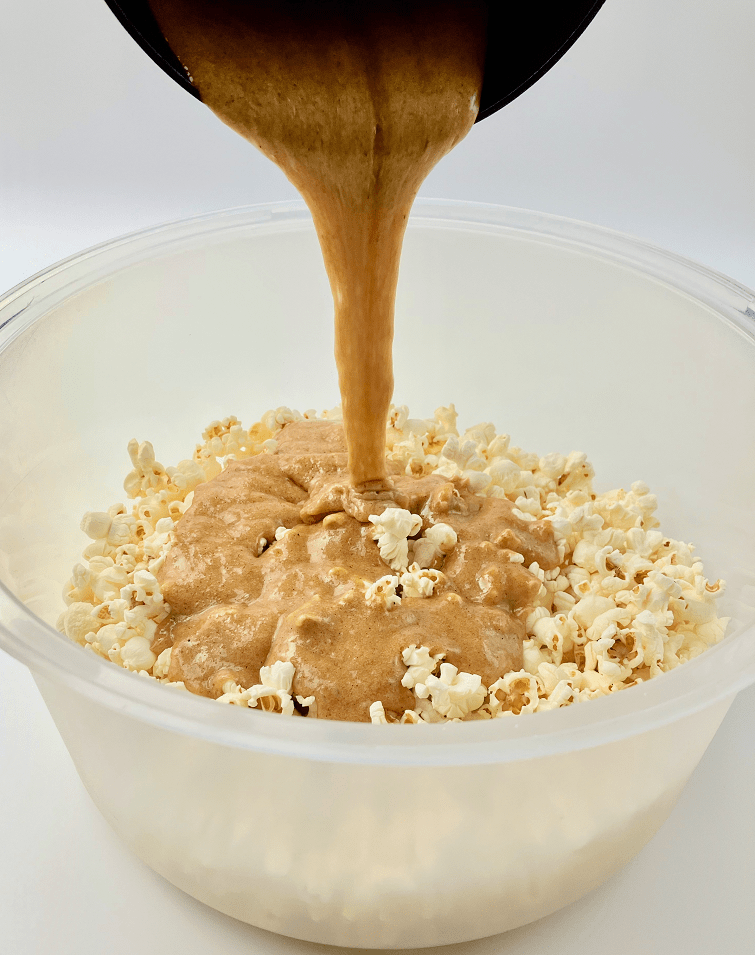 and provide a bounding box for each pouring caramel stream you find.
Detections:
[149,0,486,489]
